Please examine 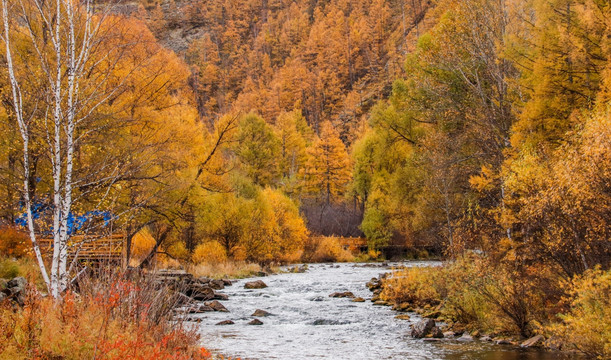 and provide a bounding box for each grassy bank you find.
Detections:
[379,255,610,358]
[0,260,213,360]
